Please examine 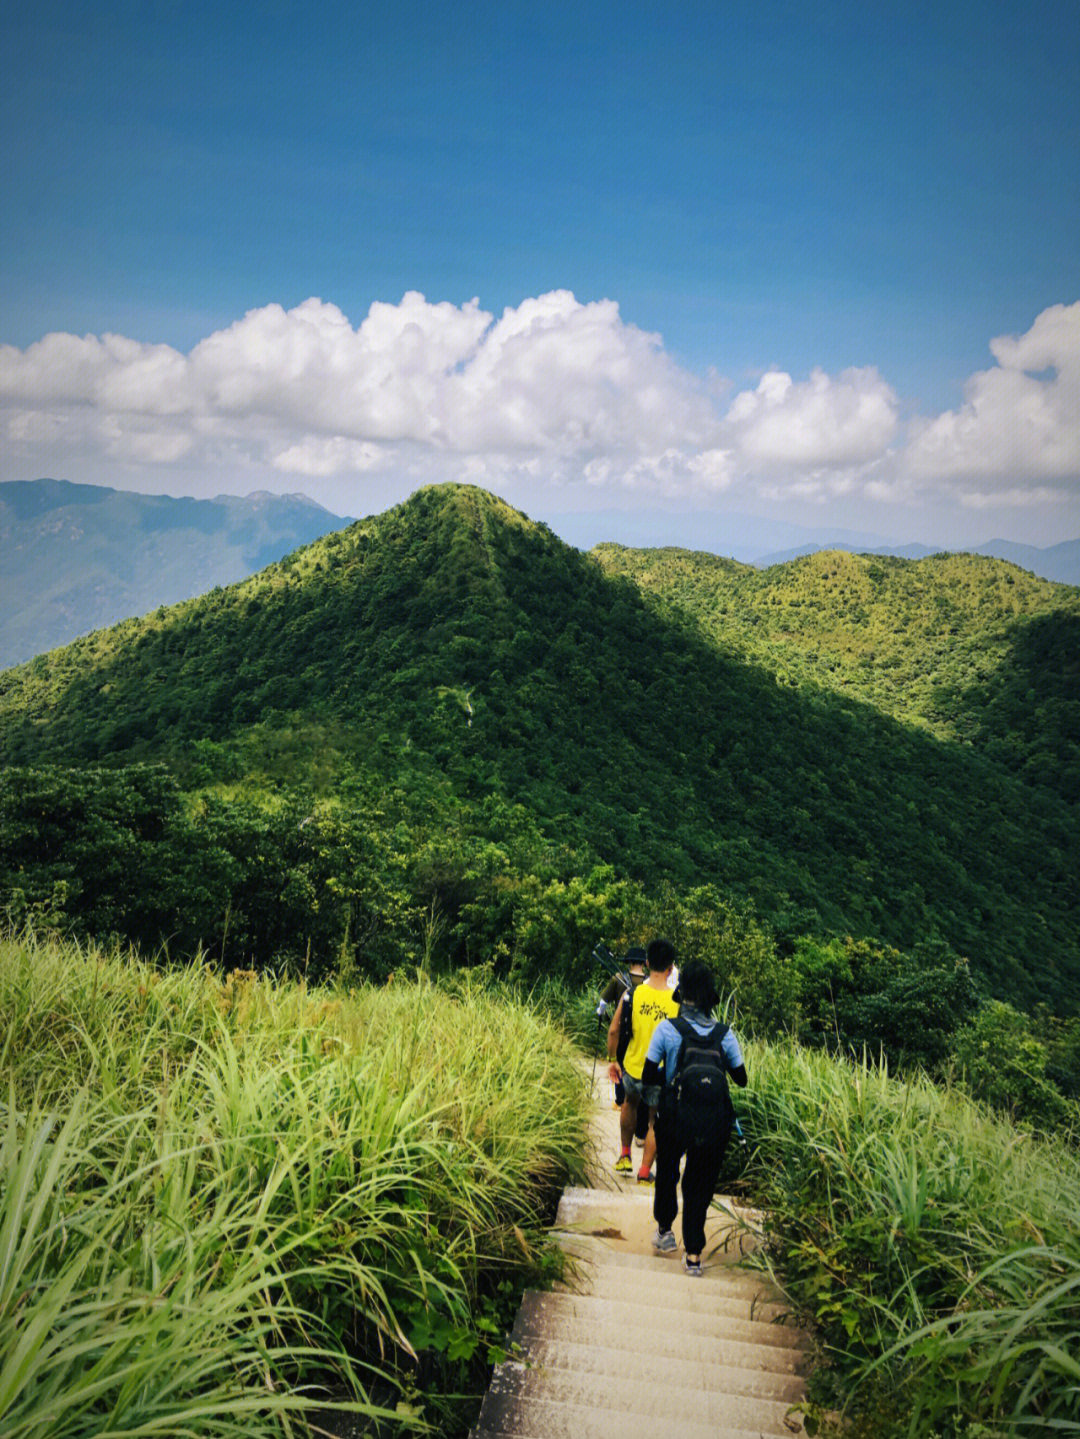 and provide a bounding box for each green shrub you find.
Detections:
[954,1000,1077,1132]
